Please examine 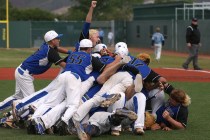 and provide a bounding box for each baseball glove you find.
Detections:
[144,111,156,129]
[136,53,151,65]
